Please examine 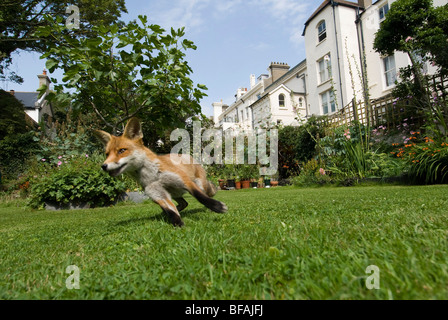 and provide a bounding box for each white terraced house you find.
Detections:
[8,69,54,125]
[213,0,447,132]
